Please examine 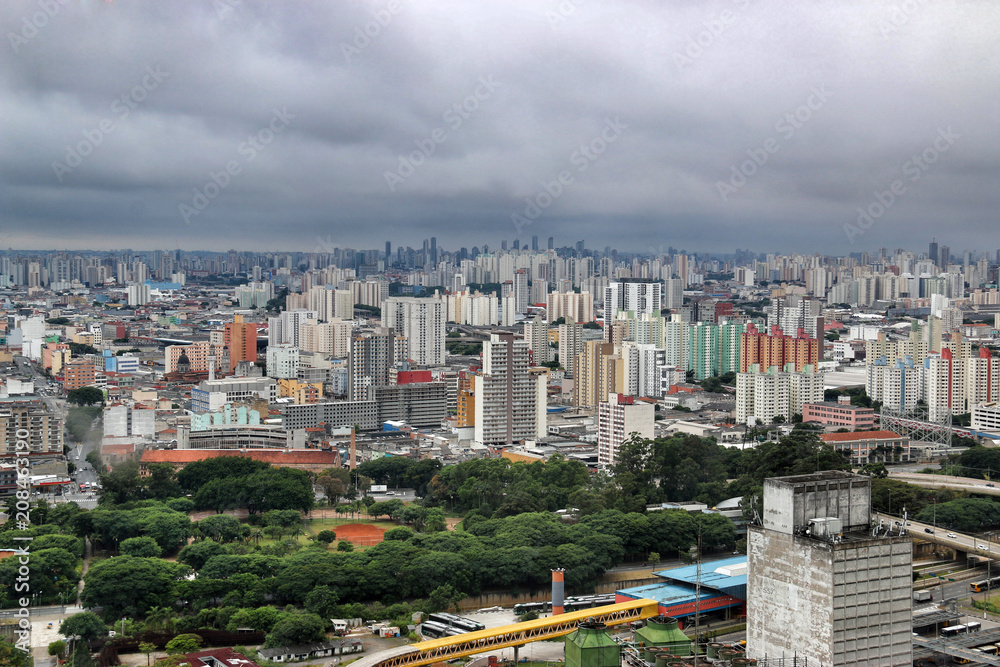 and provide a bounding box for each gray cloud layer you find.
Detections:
[1,0,998,254]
